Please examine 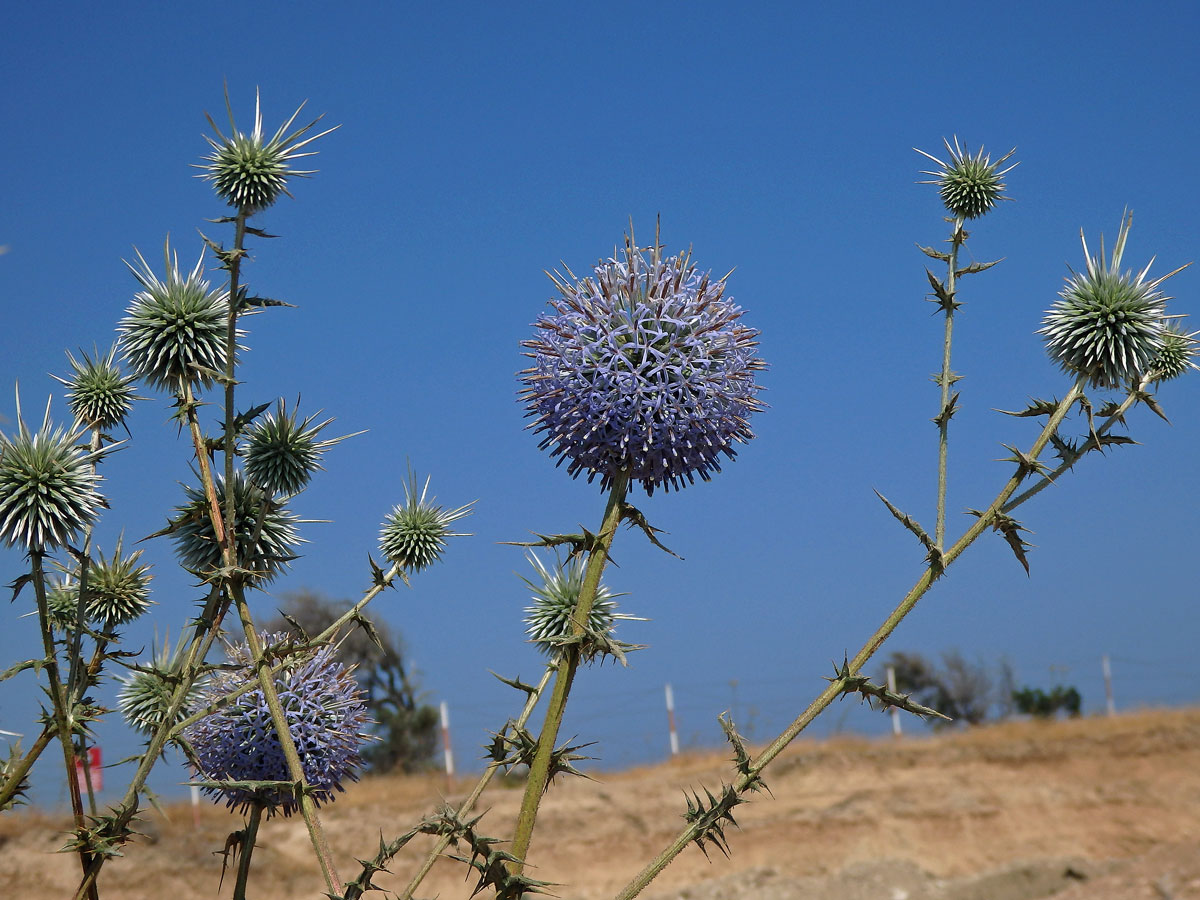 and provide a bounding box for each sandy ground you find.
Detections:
[3,707,1199,899]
